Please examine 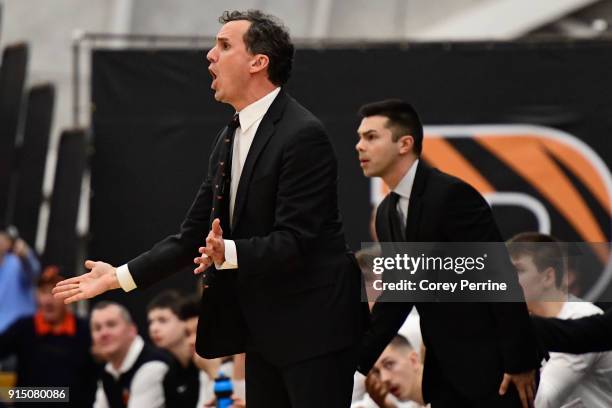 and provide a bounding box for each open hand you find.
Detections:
[52,260,120,304]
